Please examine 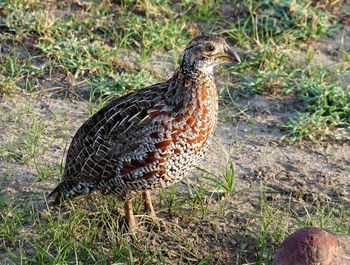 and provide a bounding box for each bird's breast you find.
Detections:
[168,78,218,154]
